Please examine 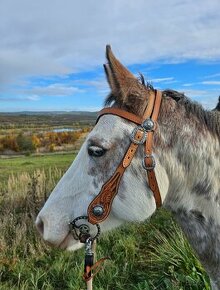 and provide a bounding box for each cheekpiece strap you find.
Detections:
[88,90,162,224]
